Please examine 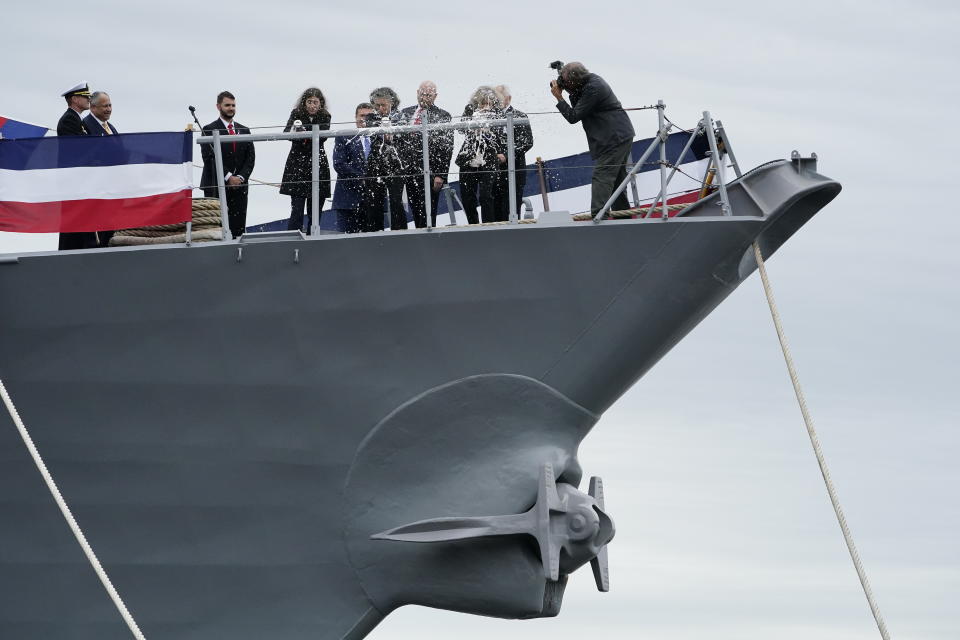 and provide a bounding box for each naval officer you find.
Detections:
[56,83,101,251]
[56,82,91,137]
